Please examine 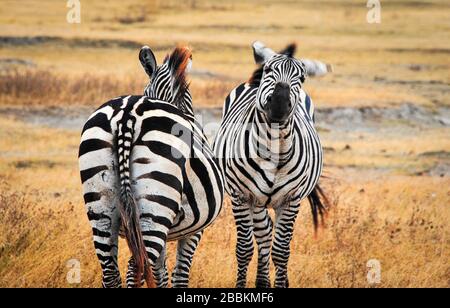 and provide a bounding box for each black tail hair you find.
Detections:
[308,184,331,234]
[119,190,152,287]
